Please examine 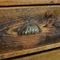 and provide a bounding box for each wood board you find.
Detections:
[0,6,60,59]
[0,0,59,6]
